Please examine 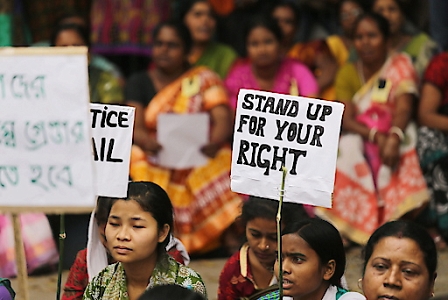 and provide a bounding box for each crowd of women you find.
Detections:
[1,0,448,298]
